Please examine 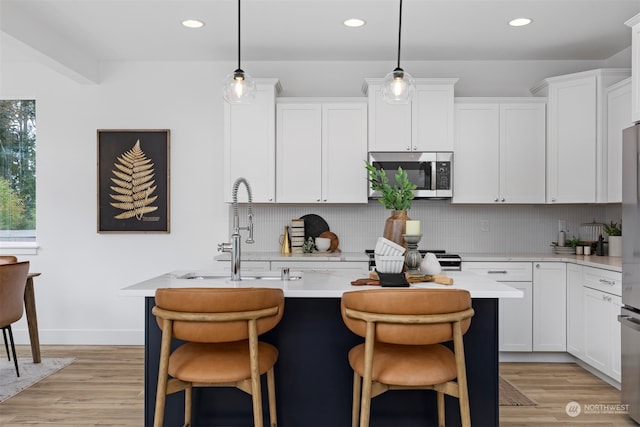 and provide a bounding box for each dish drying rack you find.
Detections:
[579,221,605,244]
